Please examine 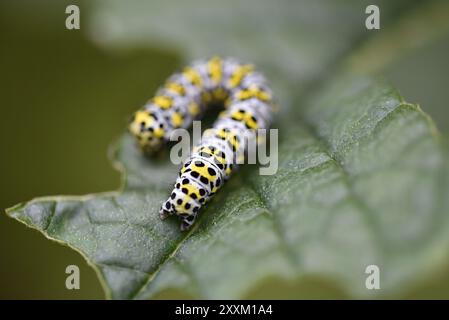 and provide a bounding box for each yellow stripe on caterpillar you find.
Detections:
[207,56,223,85]
[166,82,186,95]
[228,64,254,88]
[183,67,203,87]
[152,95,173,109]
[236,85,271,102]
[171,112,184,127]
